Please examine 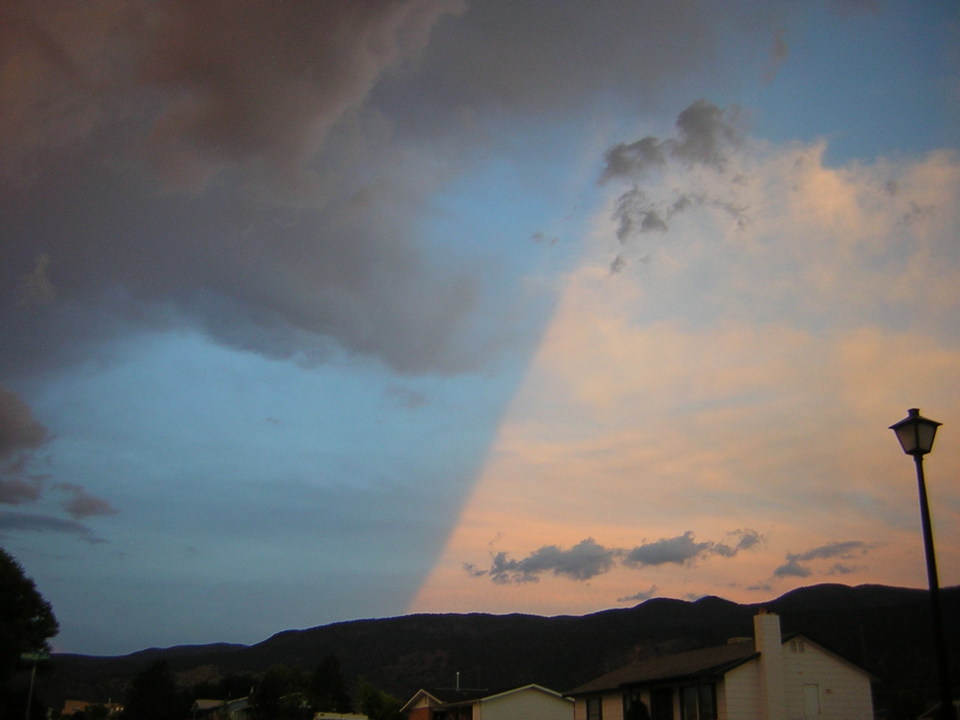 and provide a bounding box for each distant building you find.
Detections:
[61,700,123,717]
[191,697,250,720]
[567,611,875,720]
[402,683,573,720]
